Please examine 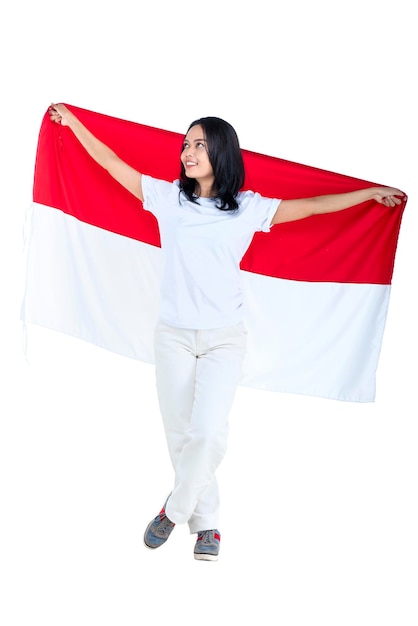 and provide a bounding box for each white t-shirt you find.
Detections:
[141,175,280,329]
